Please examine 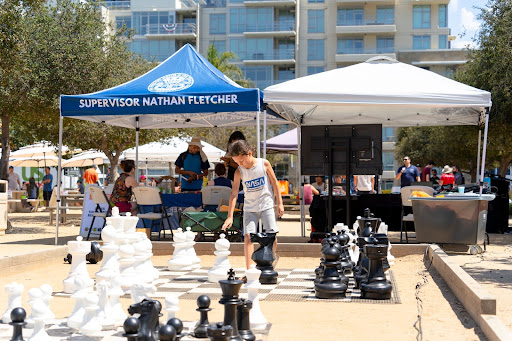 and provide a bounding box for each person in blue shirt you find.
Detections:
[175,137,210,192]
[395,156,421,187]
[208,163,233,188]
[42,166,53,207]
